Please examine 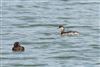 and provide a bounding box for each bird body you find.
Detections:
[12,42,25,51]
[59,25,79,36]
